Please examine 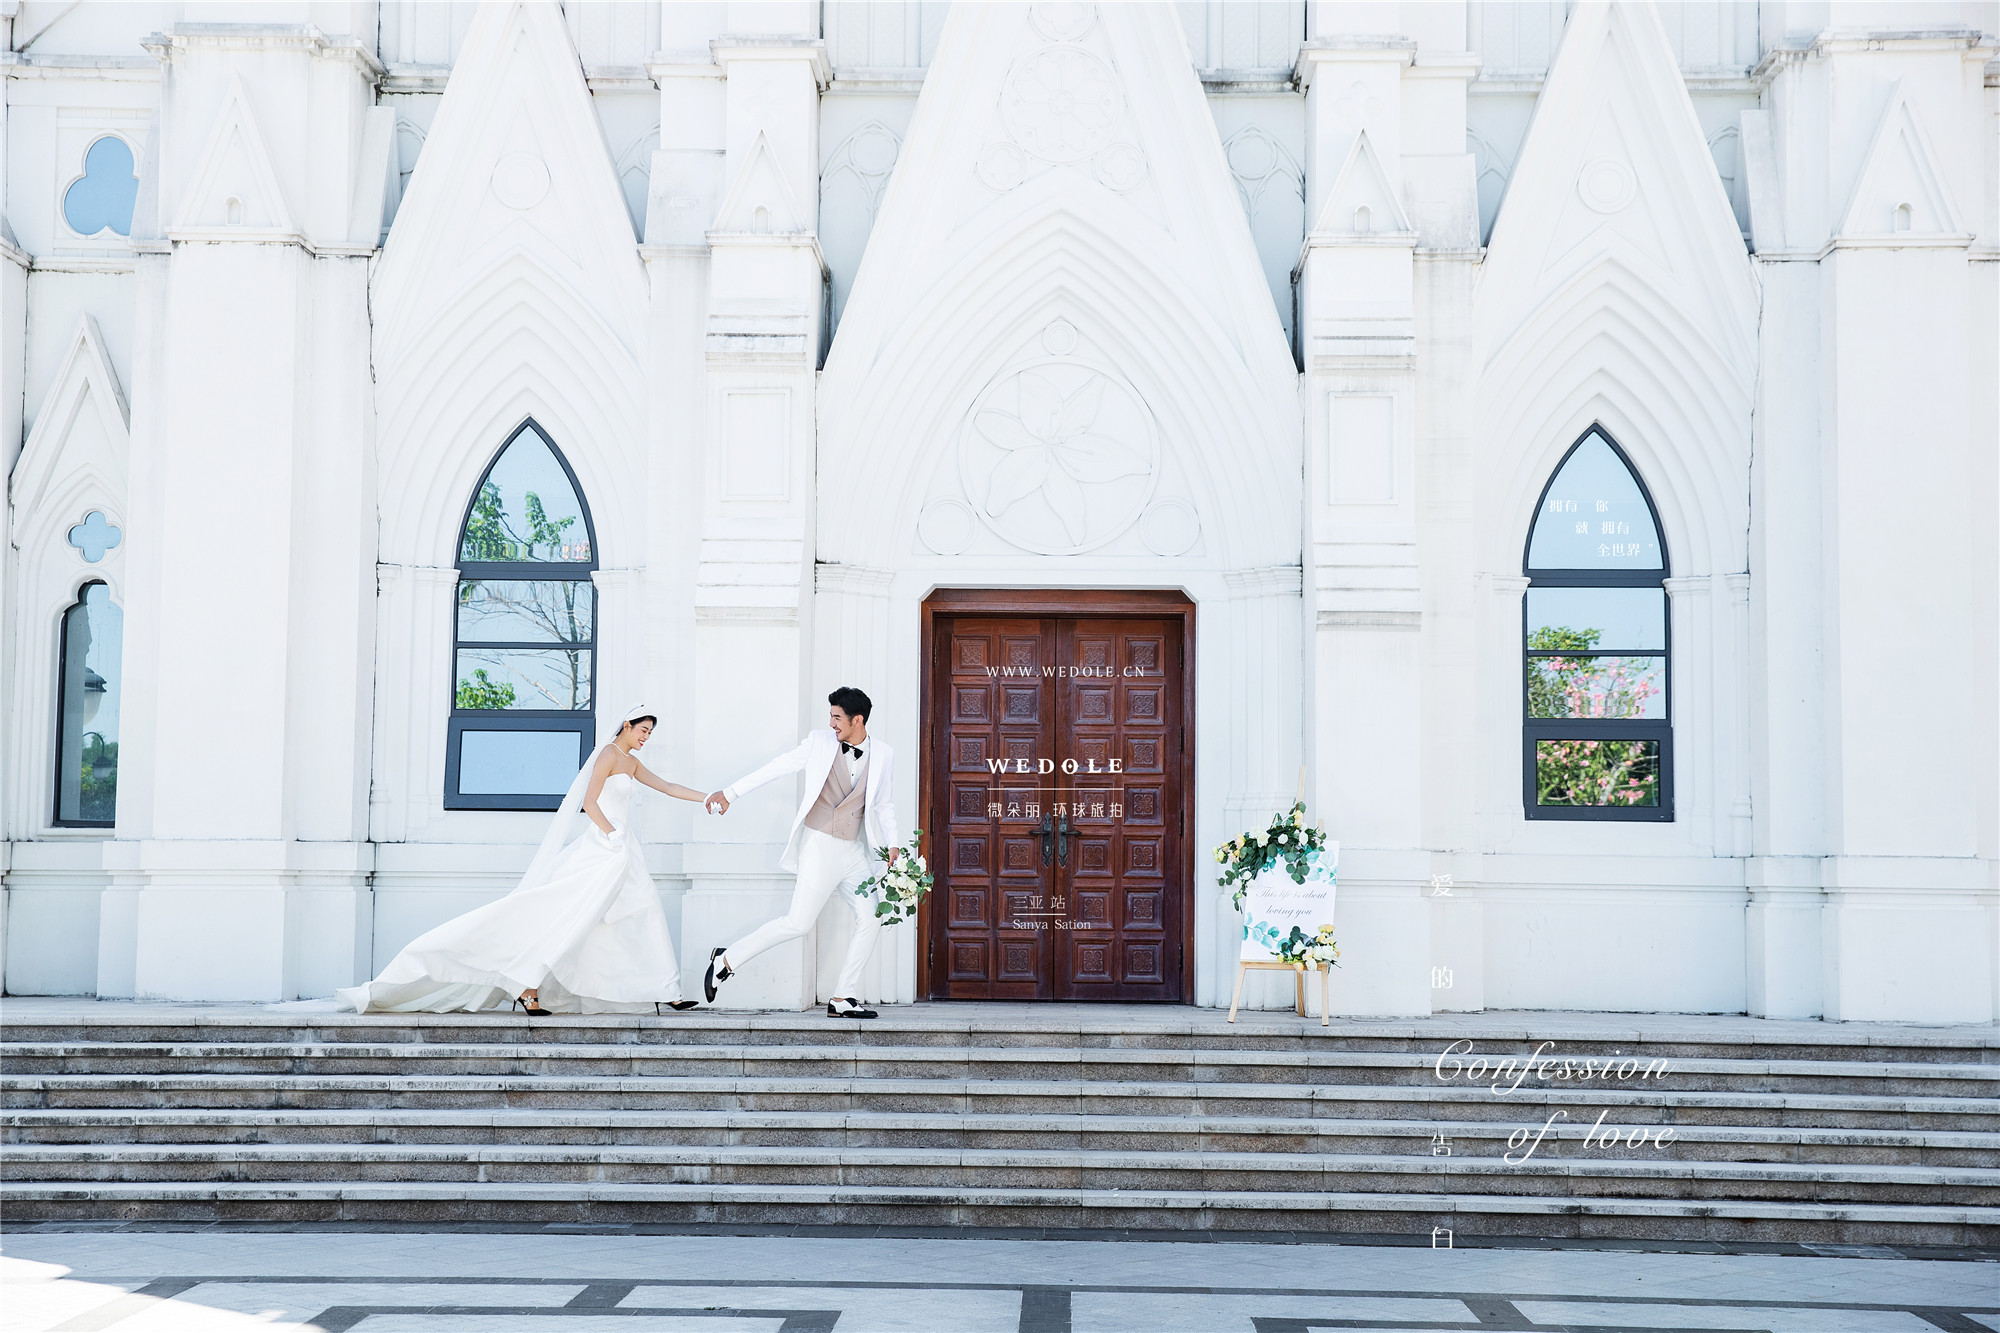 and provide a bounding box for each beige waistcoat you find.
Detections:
[802,750,868,842]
